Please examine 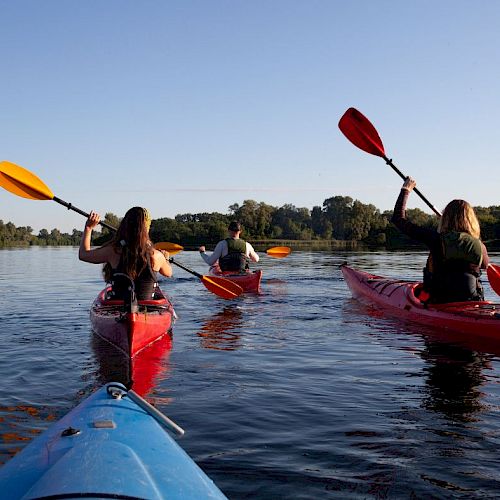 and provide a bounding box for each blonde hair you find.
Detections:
[438,199,481,239]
